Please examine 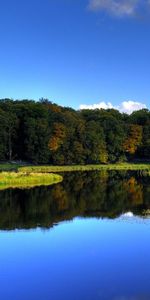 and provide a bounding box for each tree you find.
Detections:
[48,123,66,151]
[84,121,108,164]
[123,124,143,156]
[0,108,8,160]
